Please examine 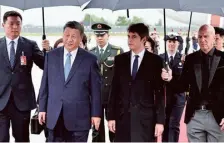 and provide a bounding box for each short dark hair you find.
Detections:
[3,11,22,23]
[82,33,87,46]
[127,23,149,39]
[63,21,84,36]
[53,38,63,49]
[146,36,155,50]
